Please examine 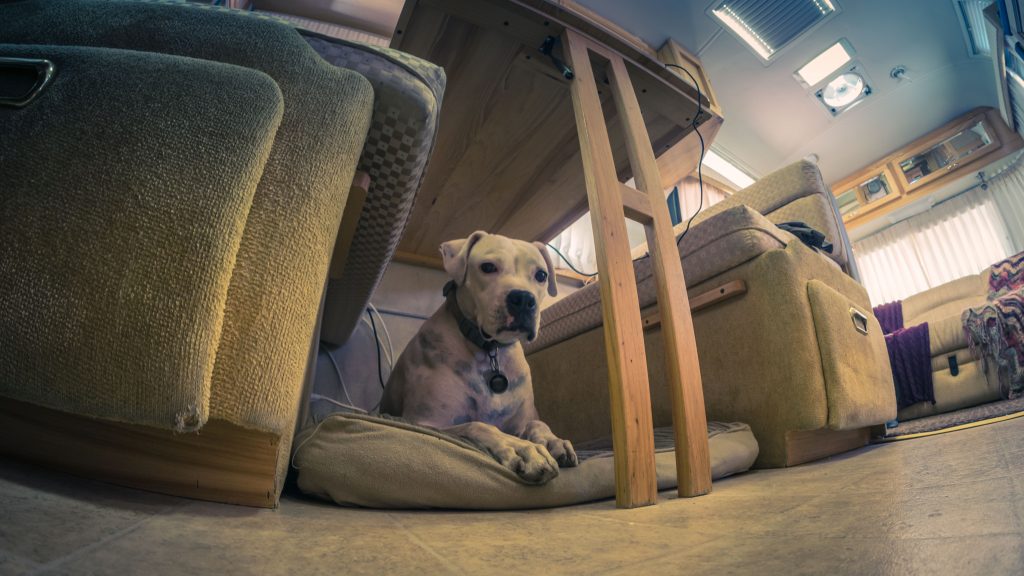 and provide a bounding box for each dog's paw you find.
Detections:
[493,439,559,485]
[545,437,579,468]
